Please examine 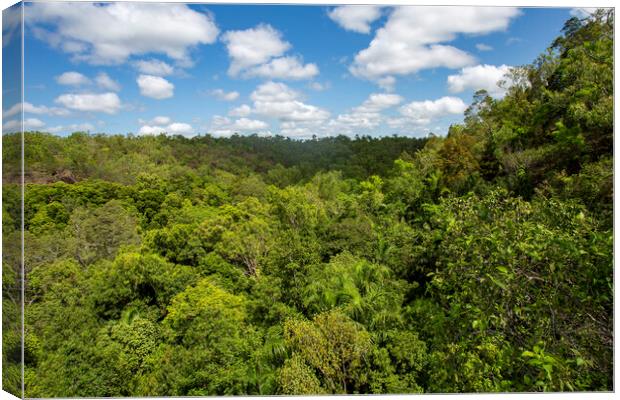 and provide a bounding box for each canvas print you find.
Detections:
[1,2,614,397]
